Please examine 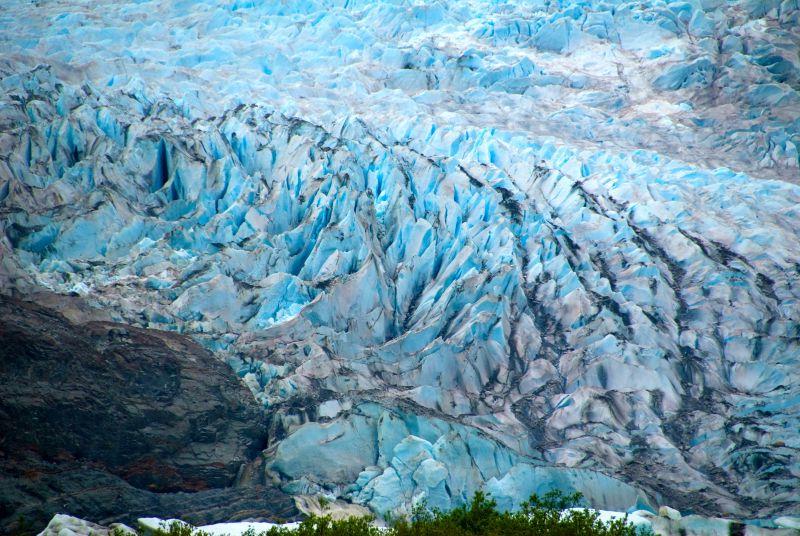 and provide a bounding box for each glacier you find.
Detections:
[1,0,800,524]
